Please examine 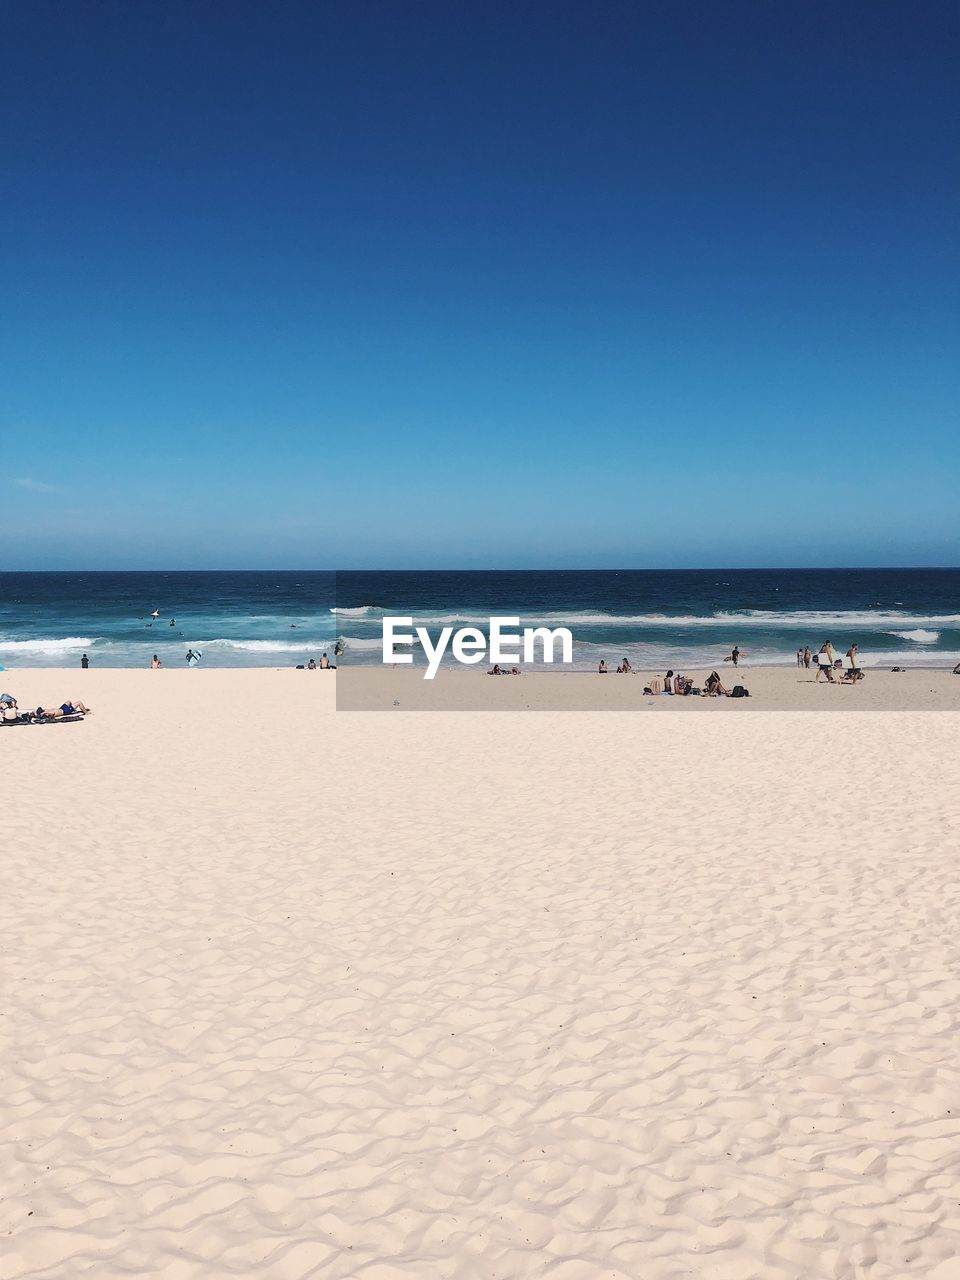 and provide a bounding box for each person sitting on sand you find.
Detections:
[598,660,607,673]
[647,676,662,695]
[151,654,162,669]
[1,697,20,722]
[488,664,504,675]
[319,653,330,669]
[954,663,960,675]
[621,657,632,673]
[705,671,728,696]
[307,658,317,670]
[37,699,92,719]
[673,672,686,695]
[663,669,674,694]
